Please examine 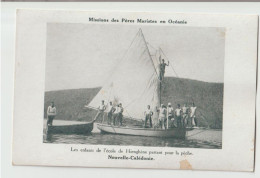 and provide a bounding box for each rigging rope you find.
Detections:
[146,42,156,51]
[159,48,179,78]
[186,129,208,138]
[147,43,180,78]
[140,31,160,79]
[101,30,144,87]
